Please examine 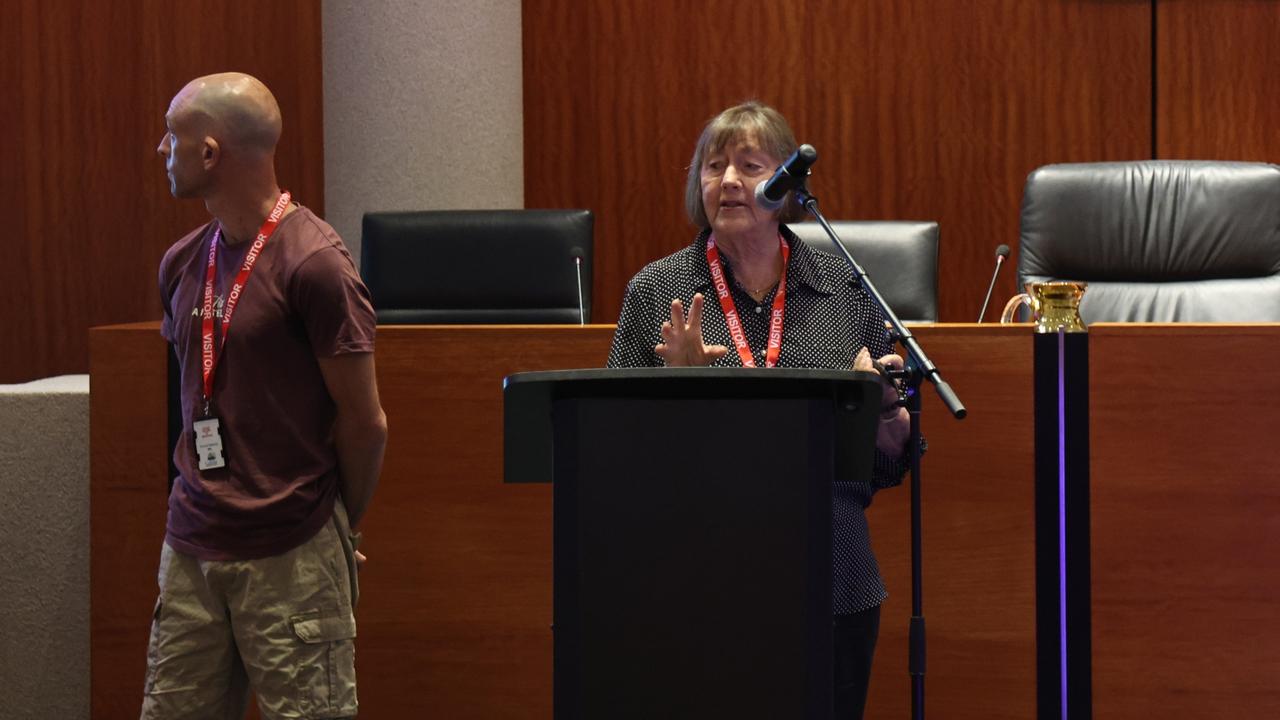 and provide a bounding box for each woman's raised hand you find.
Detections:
[655,293,729,367]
